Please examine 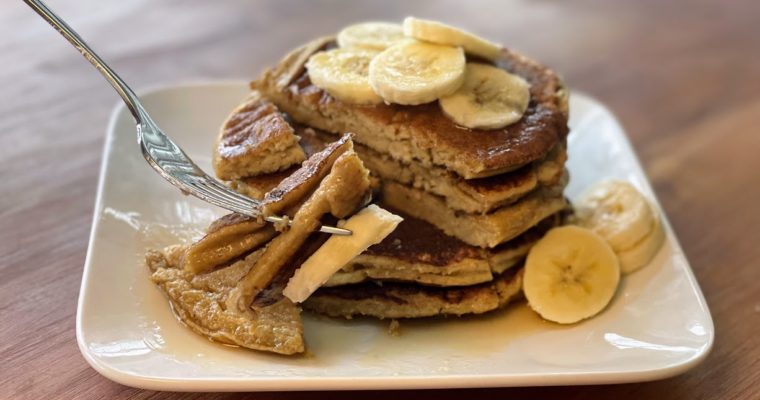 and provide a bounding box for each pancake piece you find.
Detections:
[147,245,305,355]
[259,134,356,217]
[213,92,306,180]
[230,125,333,199]
[182,213,276,274]
[252,38,569,179]
[228,144,371,311]
[304,267,524,319]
